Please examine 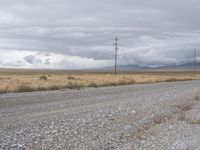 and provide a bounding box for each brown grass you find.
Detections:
[164,78,194,82]
[0,69,200,93]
